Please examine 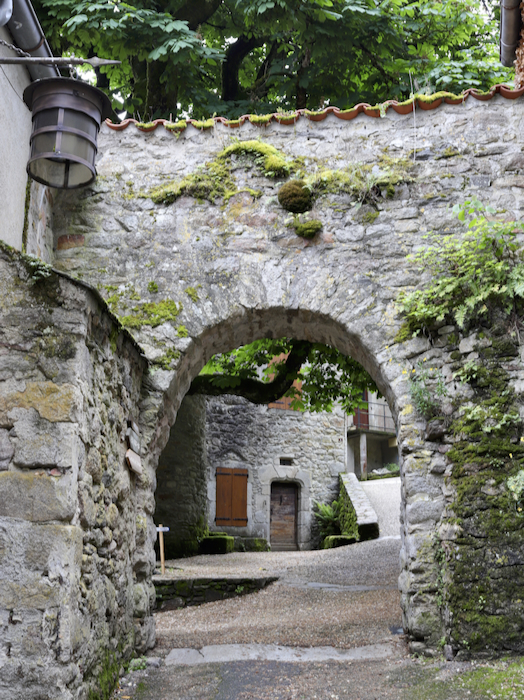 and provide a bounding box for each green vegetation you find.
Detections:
[277,180,312,213]
[147,281,158,293]
[362,210,379,225]
[305,154,414,206]
[314,500,341,540]
[200,535,235,555]
[128,656,148,672]
[408,362,447,419]
[292,218,323,239]
[393,198,524,654]
[337,476,359,540]
[34,0,510,120]
[508,470,524,515]
[397,199,524,339]
[87,648,120,700]
[119,299,183,329]
[315,475,359,547]
[184,286,200,303]
[152,347,181,371]
[190,337,377,414]
[395,657,524,700]
[148,140,293,205]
